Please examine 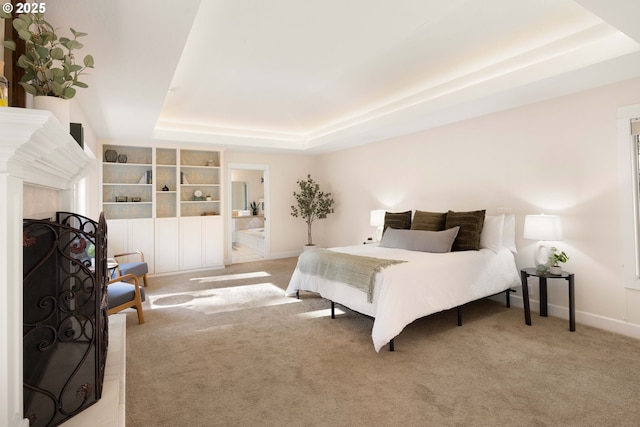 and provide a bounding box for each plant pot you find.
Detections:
[33,96,70,129]
[303,245,316,251]
[549,265,563,275]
